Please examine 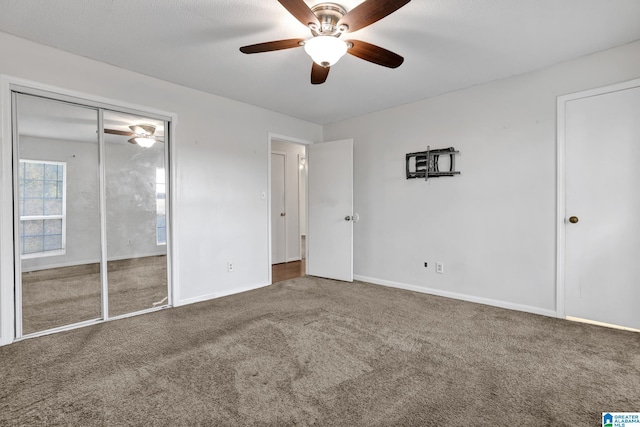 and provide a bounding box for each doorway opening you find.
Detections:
[269,136,308,283]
